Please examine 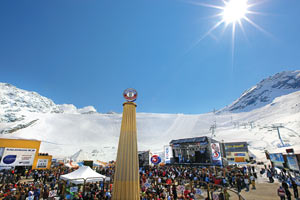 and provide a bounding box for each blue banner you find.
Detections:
[286,155,299,171]
[269,153,284,163]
